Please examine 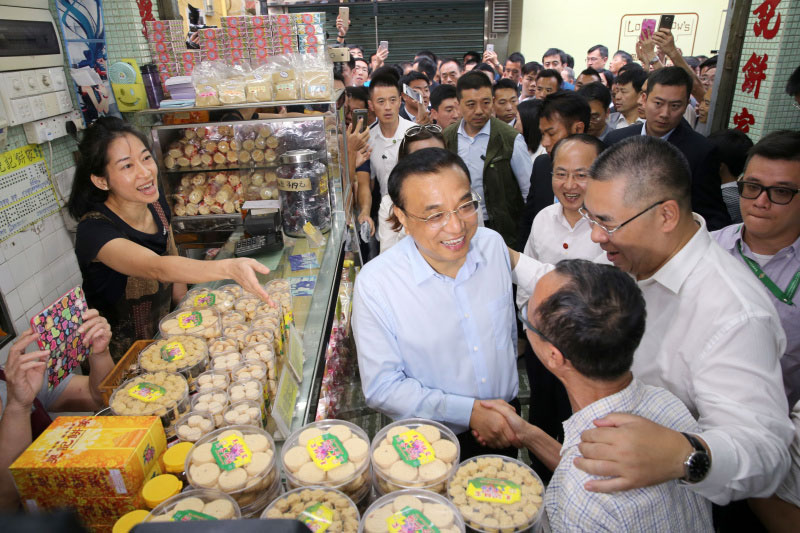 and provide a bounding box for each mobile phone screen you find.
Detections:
[403,83,424,105]
[353,109,368,132]
[486,44,495,53]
